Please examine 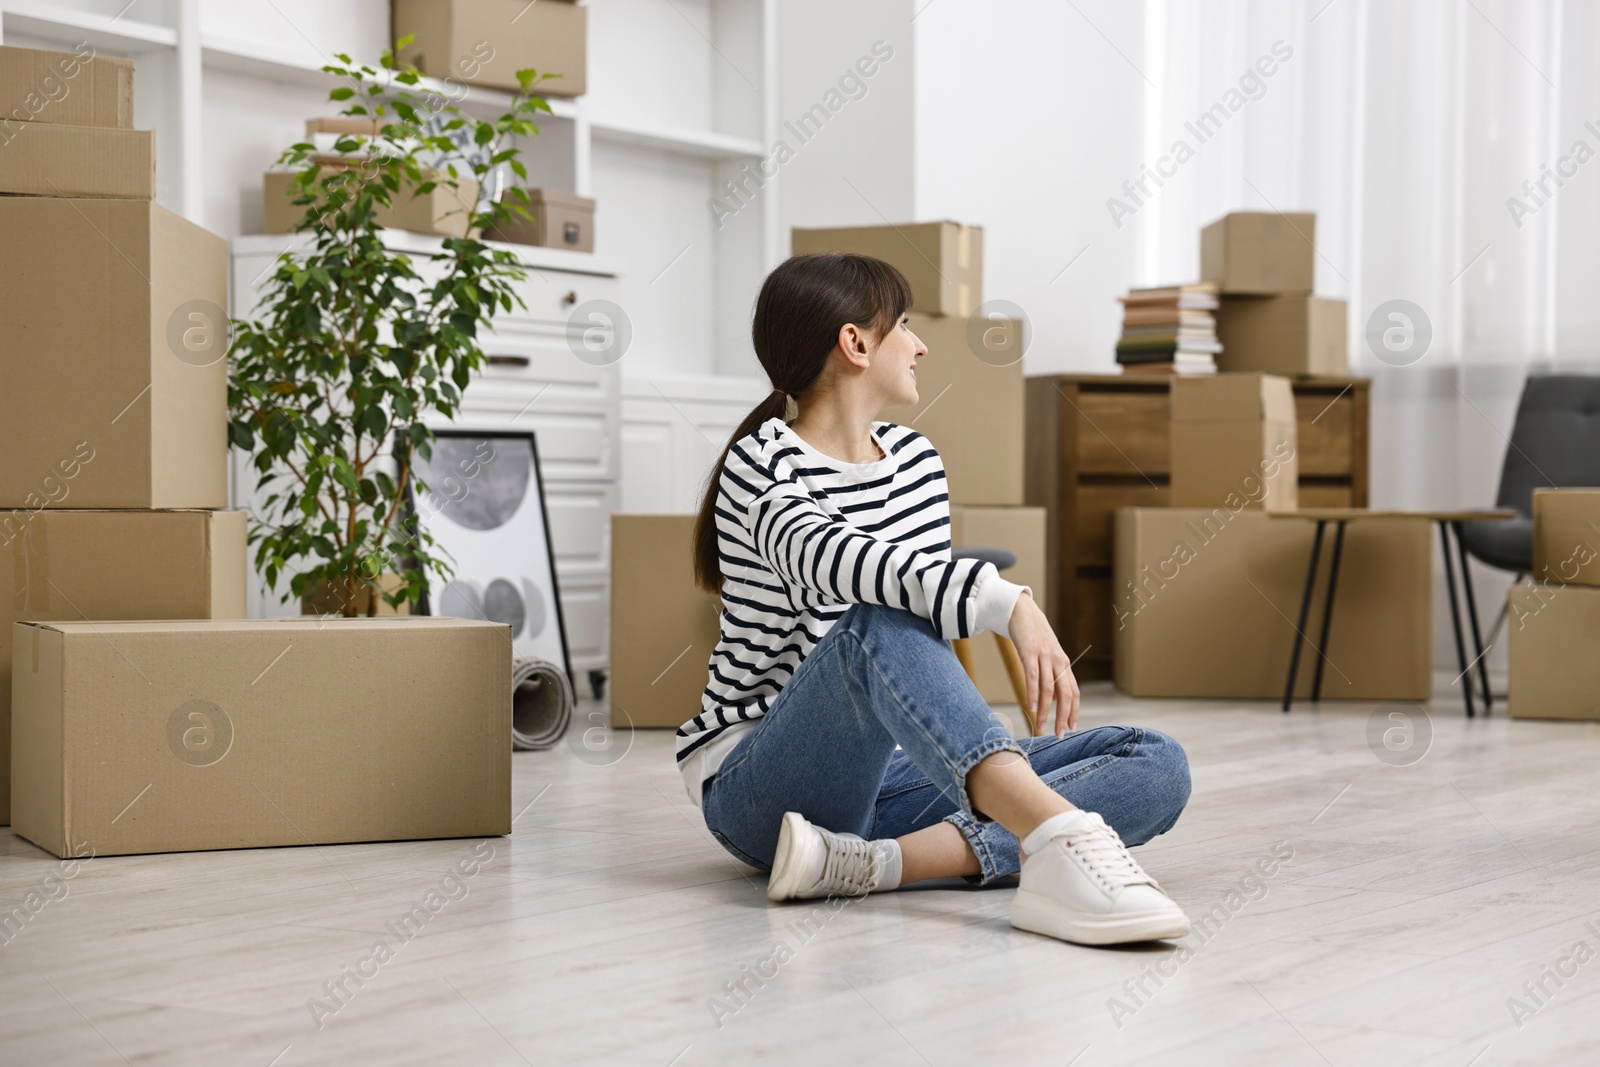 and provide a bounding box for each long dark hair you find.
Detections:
[691,253,913,594]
